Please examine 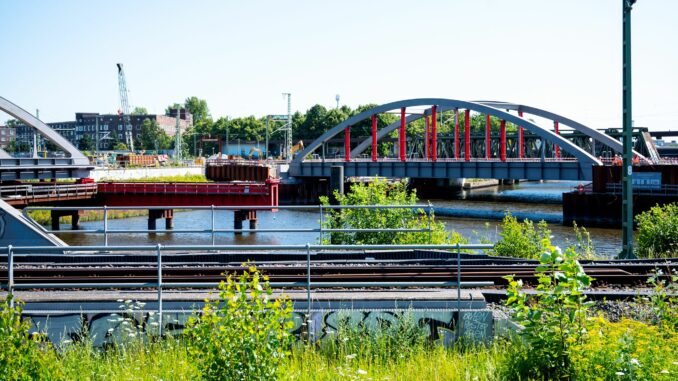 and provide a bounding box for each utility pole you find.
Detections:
[266,115,270,159]
[95,116,99,152]
[620,0,636,259]
[174,108,182,161]
[282,93,292,160]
